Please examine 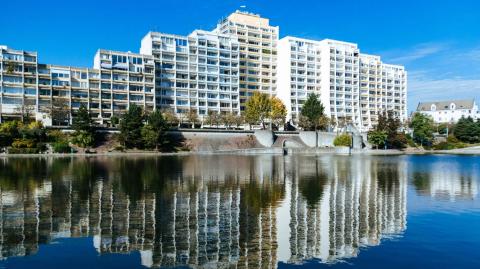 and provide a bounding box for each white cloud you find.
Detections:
[383,42,449,64]
[380,43,480,112]
[408,76,480,112]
